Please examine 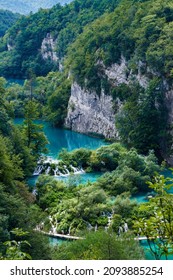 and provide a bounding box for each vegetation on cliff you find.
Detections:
[0,0,119,78]
[0,0,173,260]
[0,10,20,37]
